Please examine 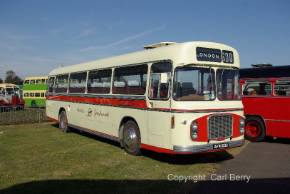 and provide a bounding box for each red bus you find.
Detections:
[240,65,290,141]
